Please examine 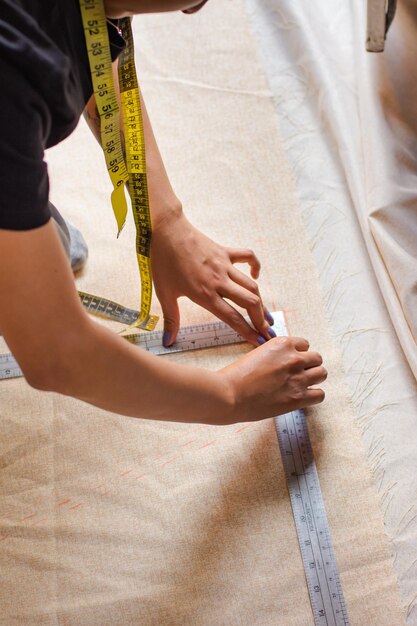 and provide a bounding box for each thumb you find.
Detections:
[160,295,180,347]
